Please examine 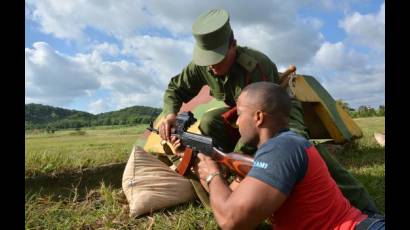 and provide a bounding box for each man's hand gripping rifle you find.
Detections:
[147,111,254,178]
